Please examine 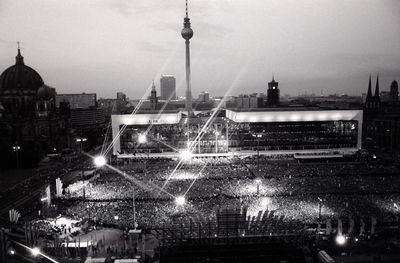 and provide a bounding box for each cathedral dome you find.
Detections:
[0,48,44,93]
